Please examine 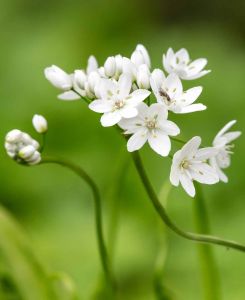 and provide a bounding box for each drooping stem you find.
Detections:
[194,183,221,300]
[131,151,245,252]
[40,157,114,292]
